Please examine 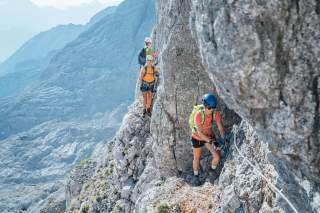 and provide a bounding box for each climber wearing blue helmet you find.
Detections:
[189,93,225,179]
[203,93,217,108]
